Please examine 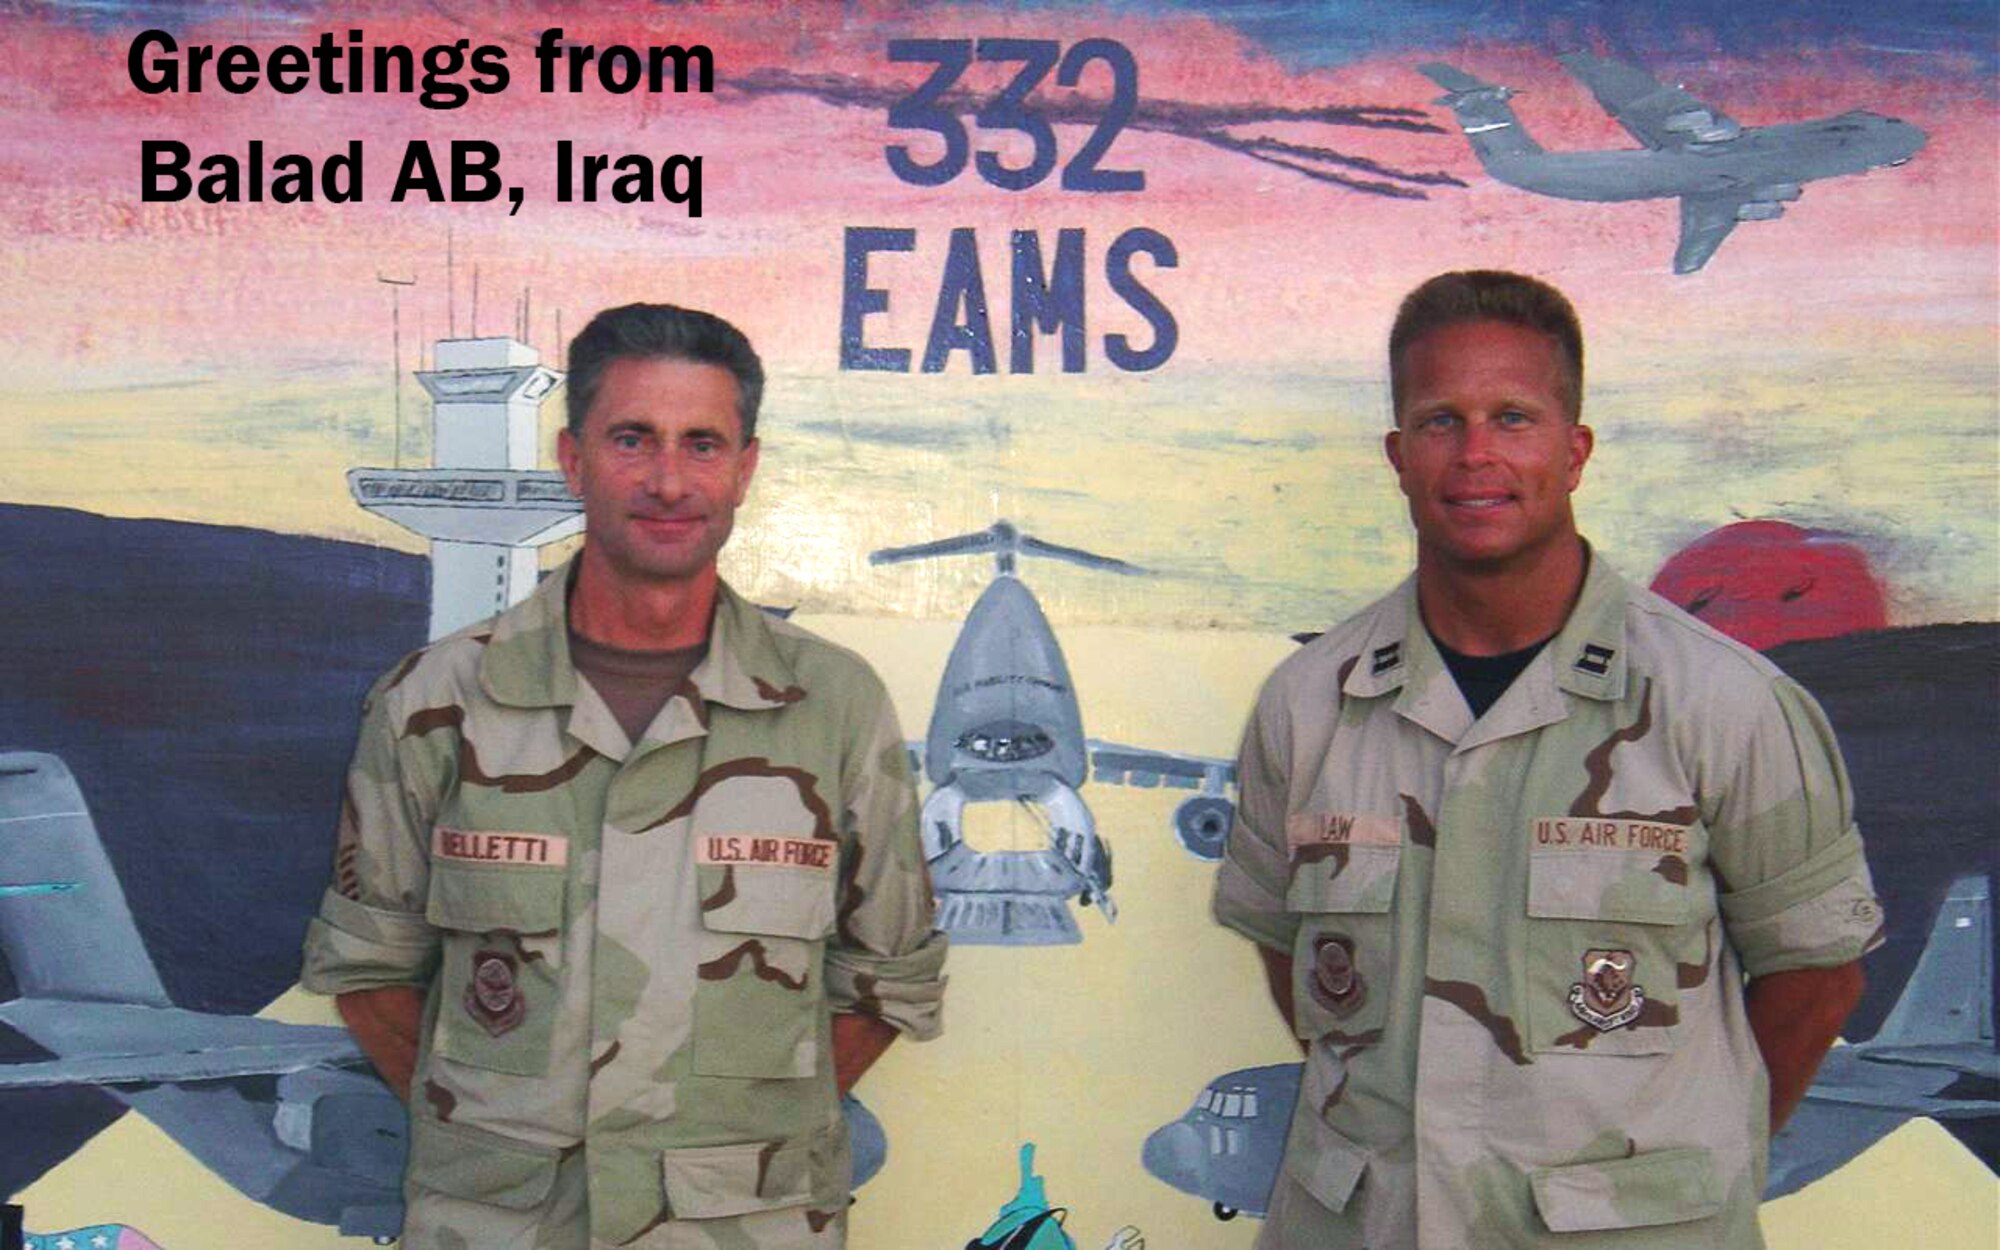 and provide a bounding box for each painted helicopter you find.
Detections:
[1141,875,1997,1220]
[1420,52,1926,273]
[0,751,891,1240]
[869,522,1237,946]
